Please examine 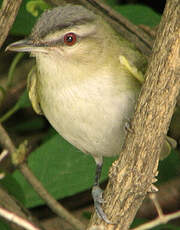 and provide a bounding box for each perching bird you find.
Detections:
[6,4,176,223]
